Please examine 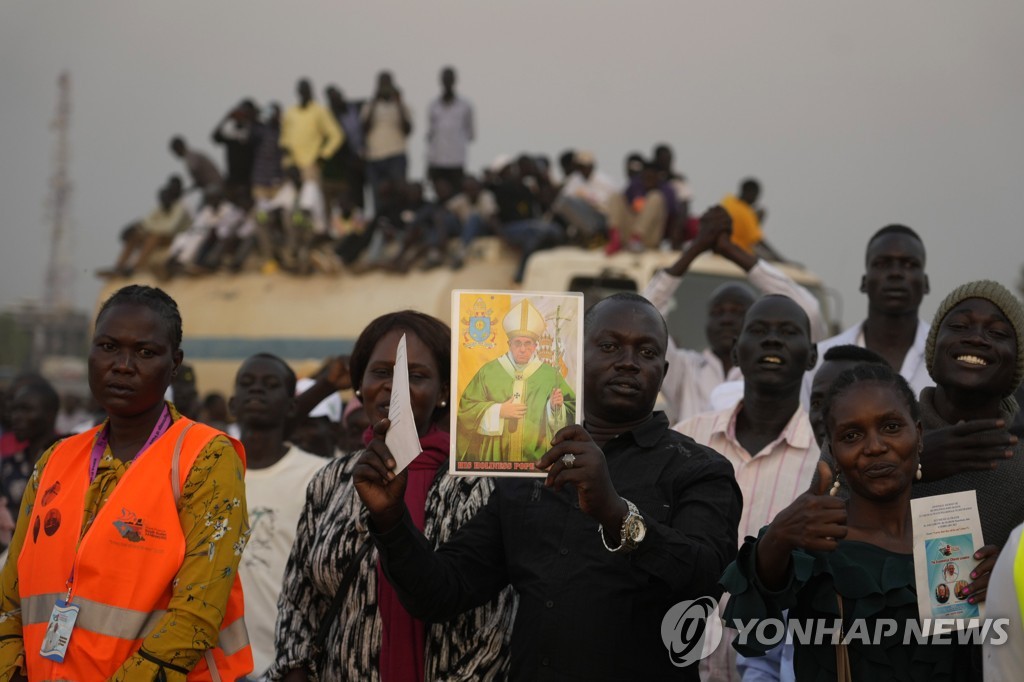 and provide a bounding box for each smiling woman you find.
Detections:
[721,364,974,681]
[0,285,253,681]
[268,310,515,682]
